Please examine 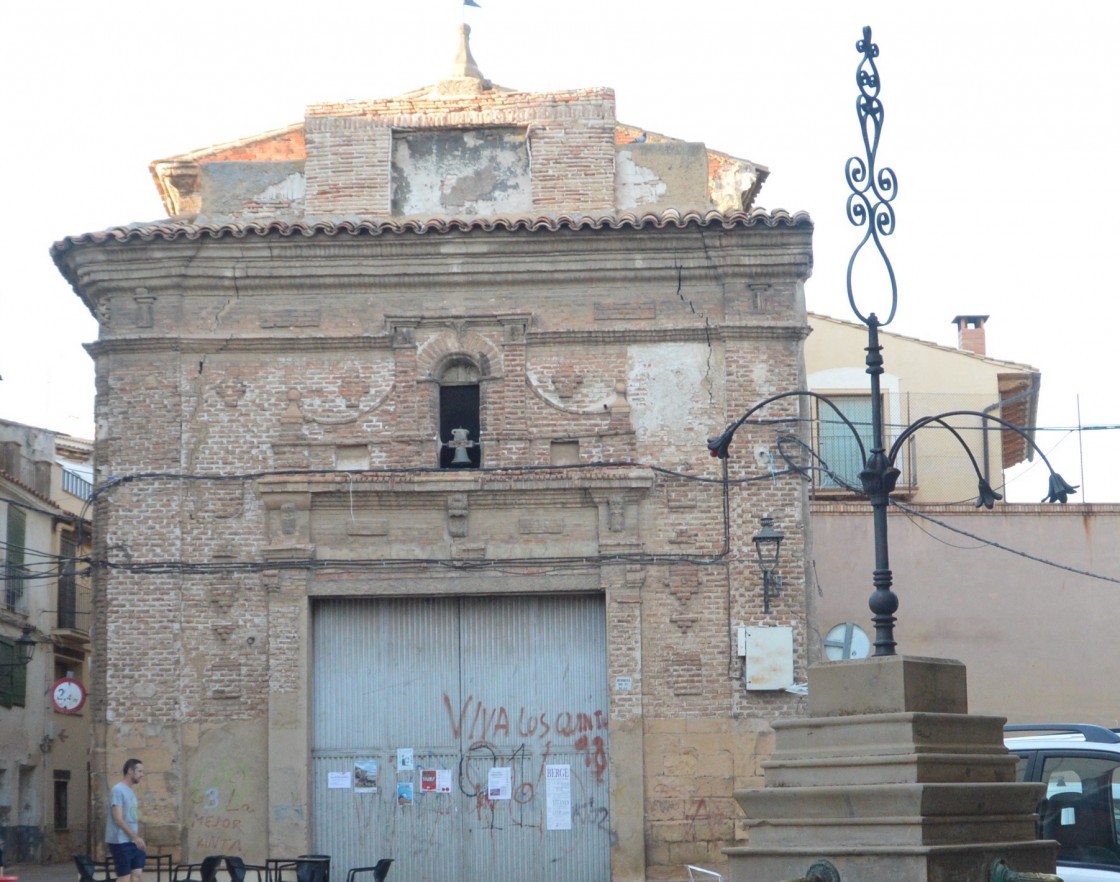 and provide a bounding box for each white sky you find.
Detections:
[2,0,1117,501]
